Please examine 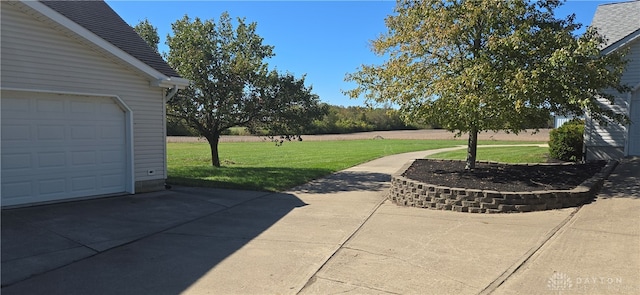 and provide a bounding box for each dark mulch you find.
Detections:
[402,160,607,192]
